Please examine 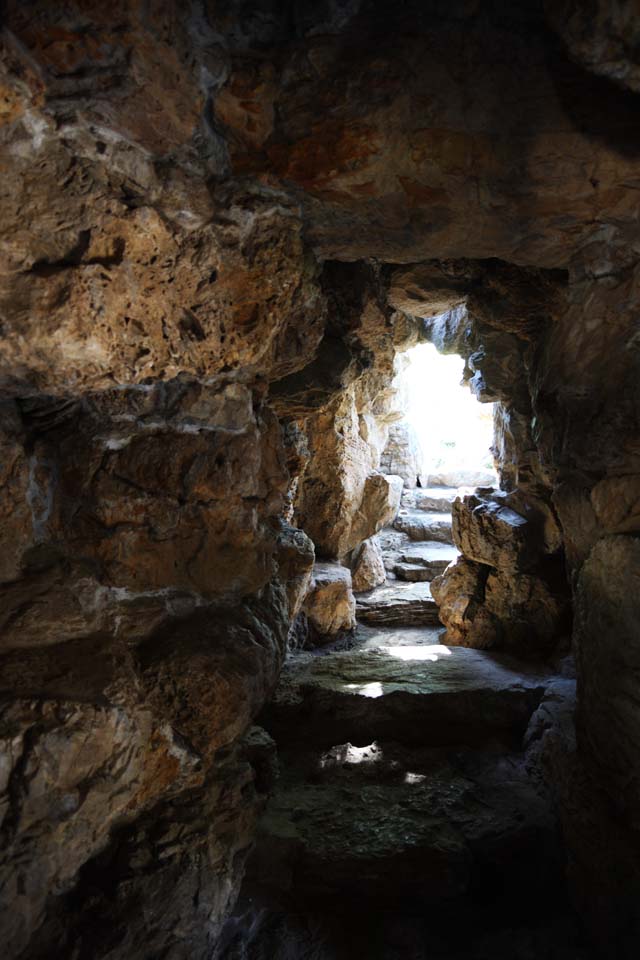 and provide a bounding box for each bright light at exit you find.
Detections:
[400,343,496,482]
